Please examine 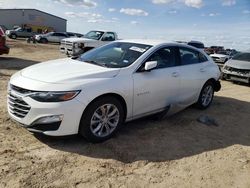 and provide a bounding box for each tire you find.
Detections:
[40,38,48,44]
[10,34,17,39]
[196,81,214,109]
[79,96,124,143]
